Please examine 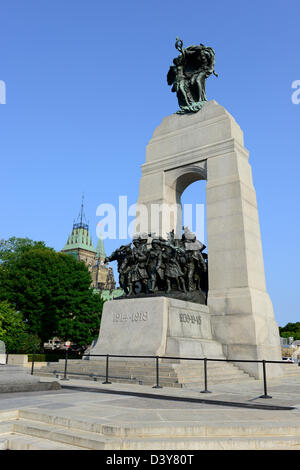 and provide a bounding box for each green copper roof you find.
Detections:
[62,226,96,253]
[100,289,124,301]
[95,234,106,259]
